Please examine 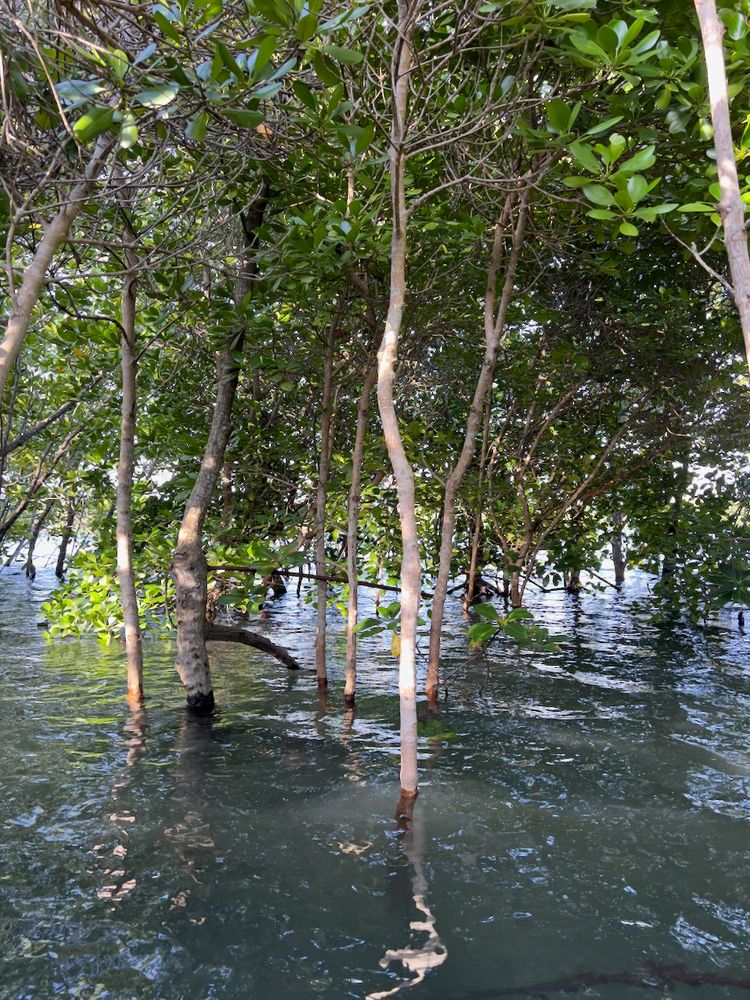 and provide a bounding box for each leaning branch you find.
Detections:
[205,623,300,670]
